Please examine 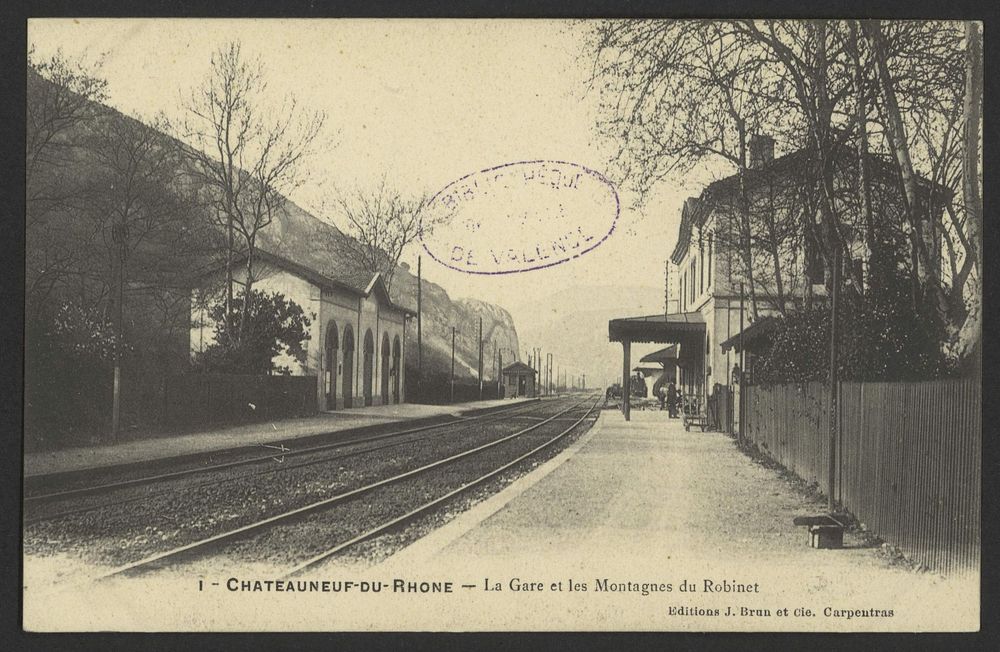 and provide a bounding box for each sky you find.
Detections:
[28,18,700,382]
